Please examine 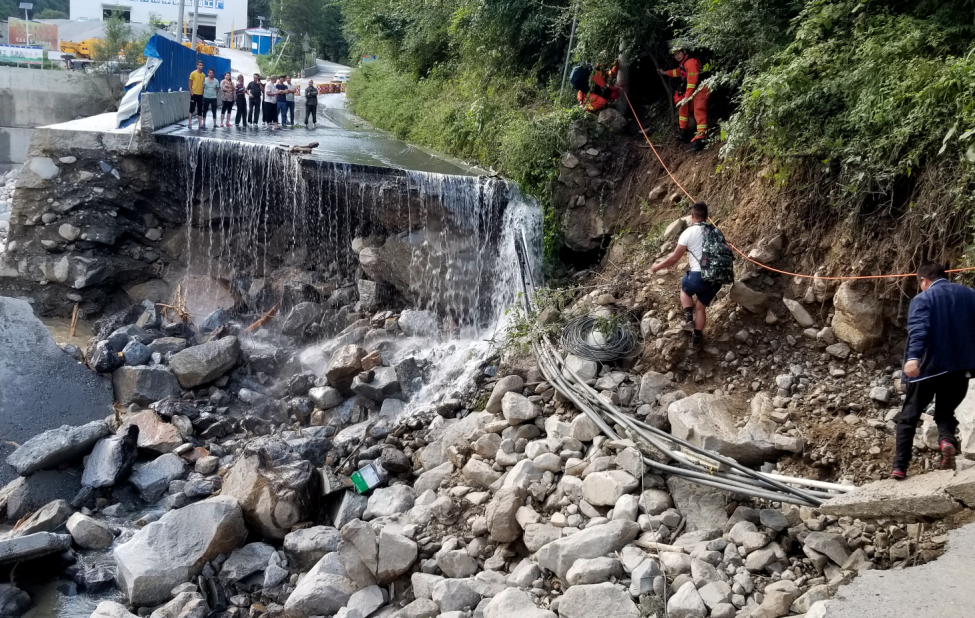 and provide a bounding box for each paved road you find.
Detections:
[220,46,261,78]
[315,58,351,83]
[823,522,975,618]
